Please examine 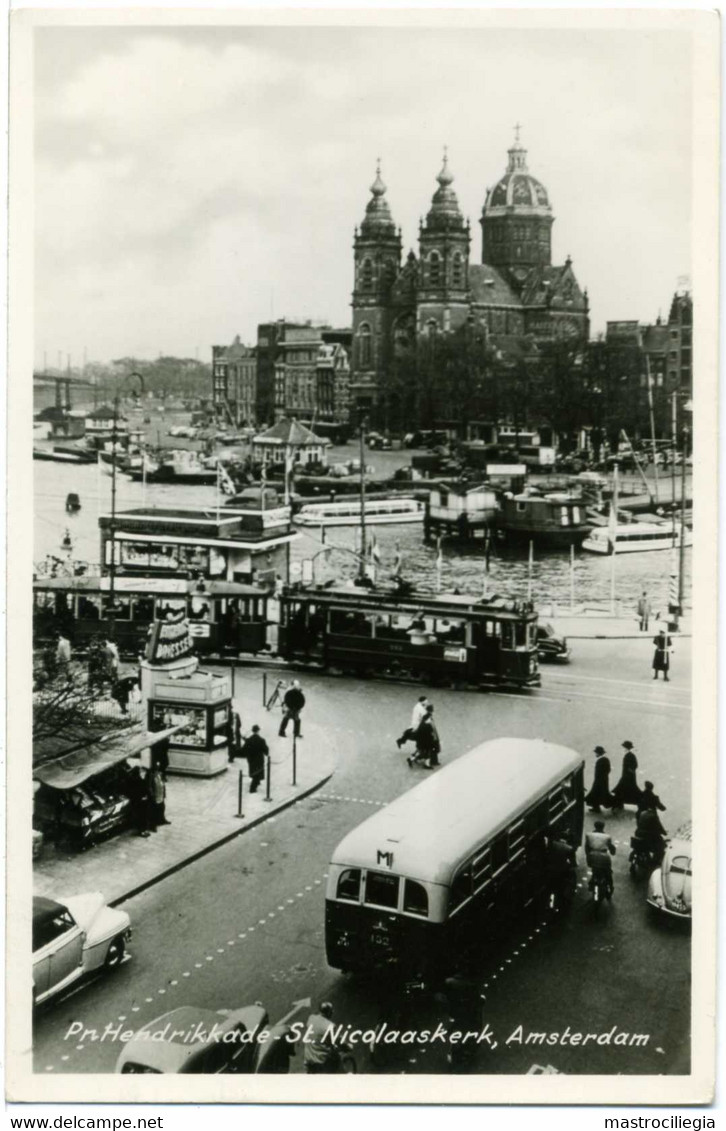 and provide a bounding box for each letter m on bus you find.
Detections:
[376,850,394,868]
